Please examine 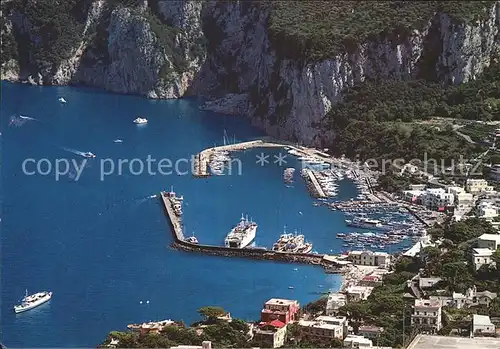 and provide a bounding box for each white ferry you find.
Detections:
[224,214,257,248]
[14,290,52,313]
[133,117,148,124]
